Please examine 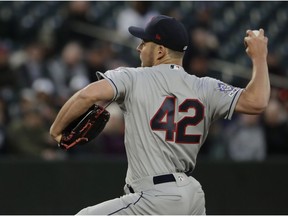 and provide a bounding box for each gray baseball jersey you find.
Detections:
[98,64,242,183]
[77,64,243,215]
